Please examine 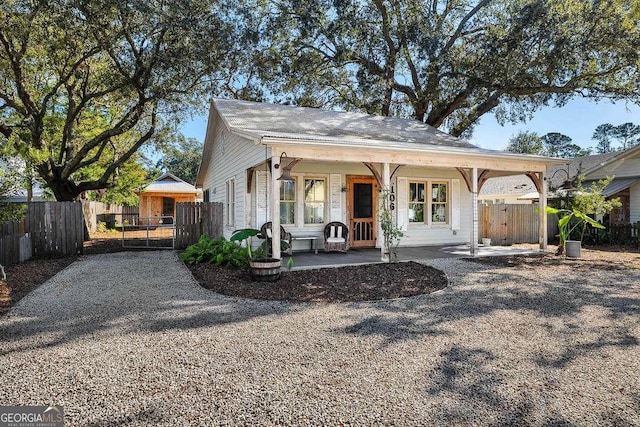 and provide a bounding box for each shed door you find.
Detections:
[162,197,175,224]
